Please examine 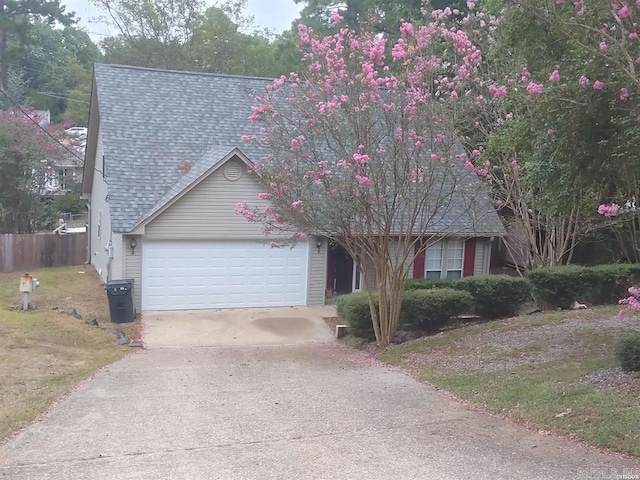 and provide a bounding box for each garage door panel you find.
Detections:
[142,240,309,311]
